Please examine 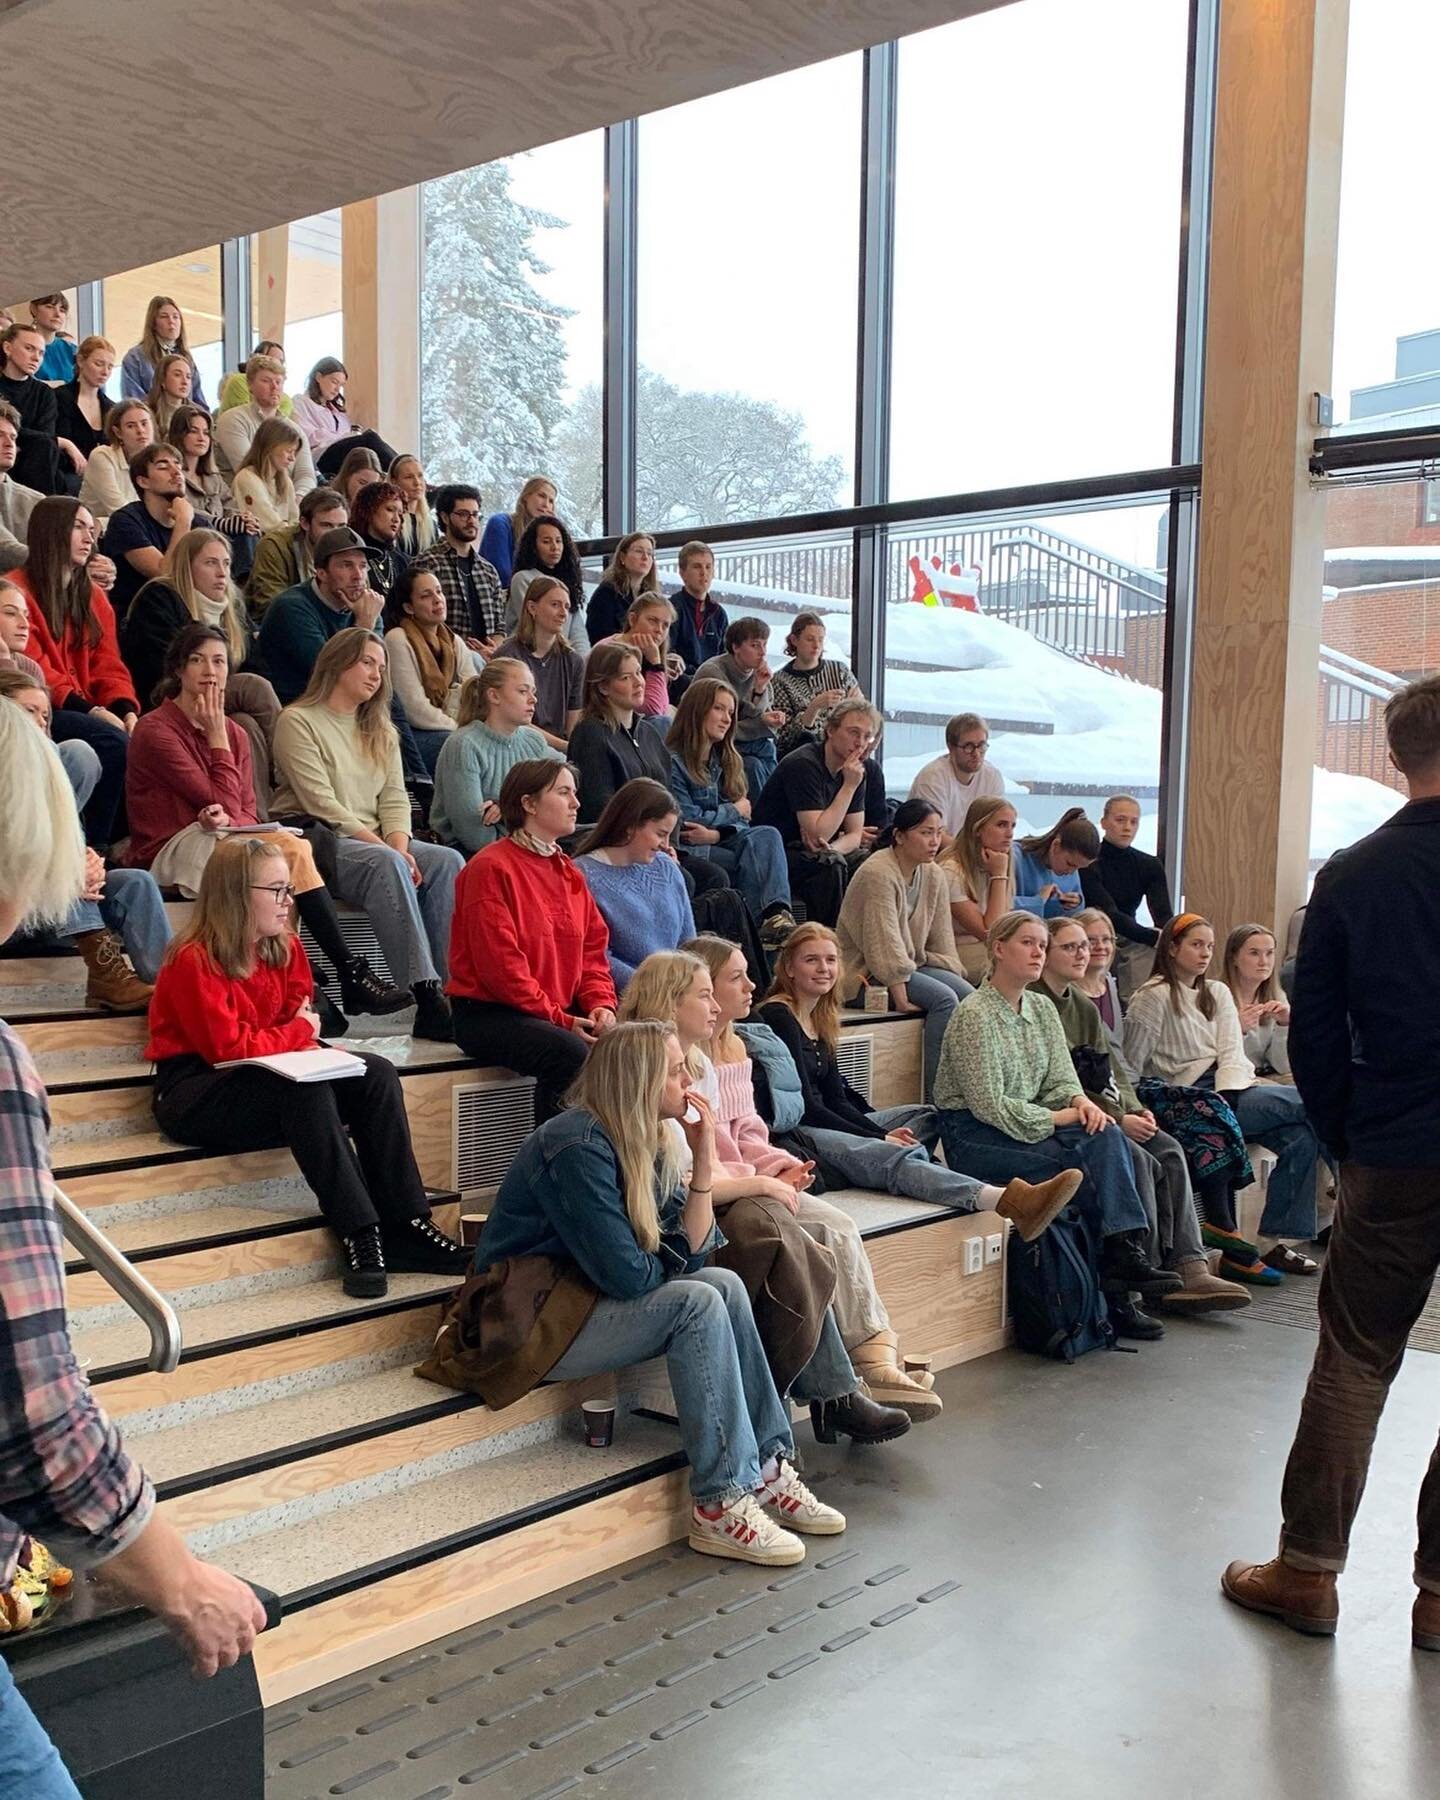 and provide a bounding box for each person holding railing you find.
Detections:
[0,696,267,1786]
